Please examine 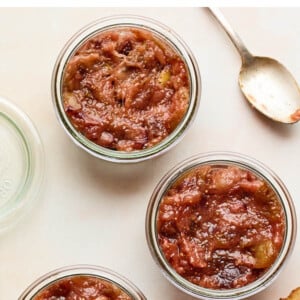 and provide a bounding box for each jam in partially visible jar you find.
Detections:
[33,275,132,300]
